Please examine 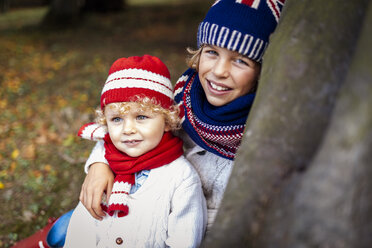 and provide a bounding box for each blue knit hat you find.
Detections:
[197,0,285,62]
